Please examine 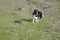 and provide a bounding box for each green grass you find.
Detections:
[55,0,60,2]
[0,0,60,40]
